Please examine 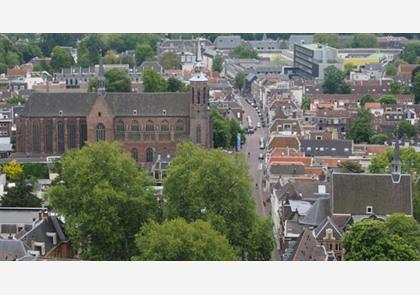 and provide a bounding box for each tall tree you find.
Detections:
[234,72,245,92]
[48,142,159,260]
[342,219,419,261]
[159,52,181,70]
[211,109,232,148]
[50,46,75,72]
[413,72,420,104]
[389,81,402,94]
[322,66,351,94]
[133,218,238,261]
[313,33,340,48]
[39,33,79,56]
[212,54,224,73]
[89,68,131,92]
[385,63,397,76]
[163,142,274,260]
[1,176,41,207]
[142,68,167,92]
[402,41,420,64]
[135,43,154,65]
[167,77,187,92]
[395,120,417,138]
[347,109,373,143]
